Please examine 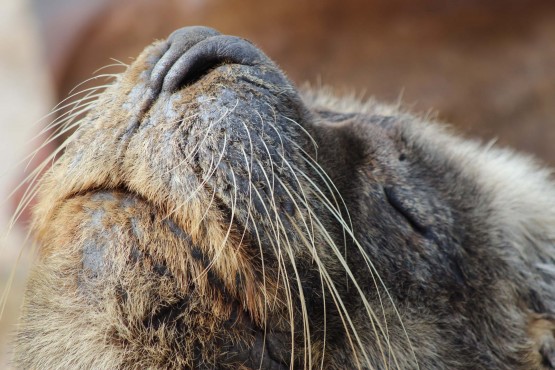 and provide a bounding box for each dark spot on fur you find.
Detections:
[235,272,243,291]
[165,218,193,243]
[145,297,189,330]
[129,247,142,264]
[207,269,230,300]
[152,261,170,277]
[191,247,206,263]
